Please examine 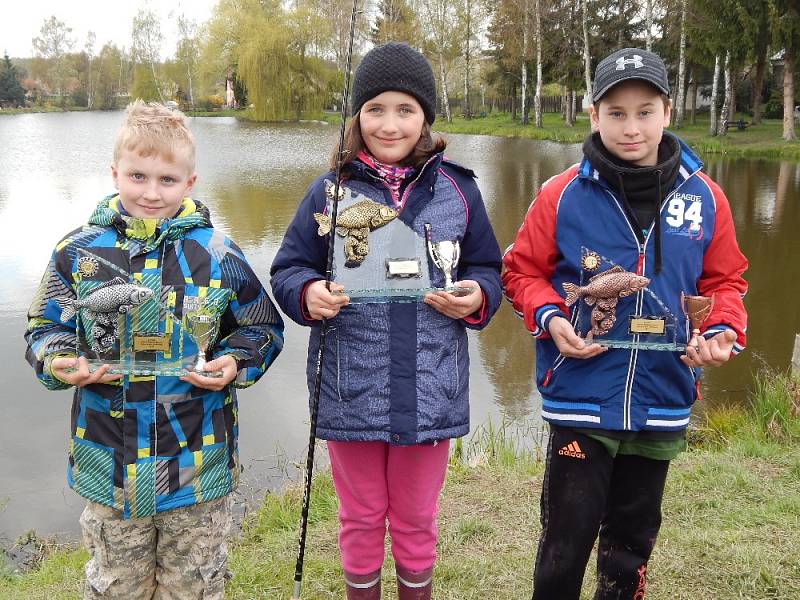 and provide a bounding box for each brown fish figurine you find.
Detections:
[562,266,650,336]
[314,192,398,267]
